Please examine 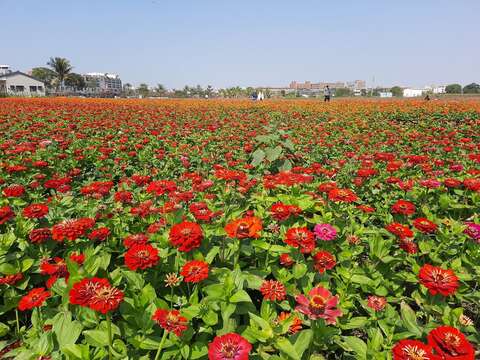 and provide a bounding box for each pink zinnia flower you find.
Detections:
[208,333,252,360]
[295,286,342,324]
[464,222,480,243]
[313,223,337,241]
